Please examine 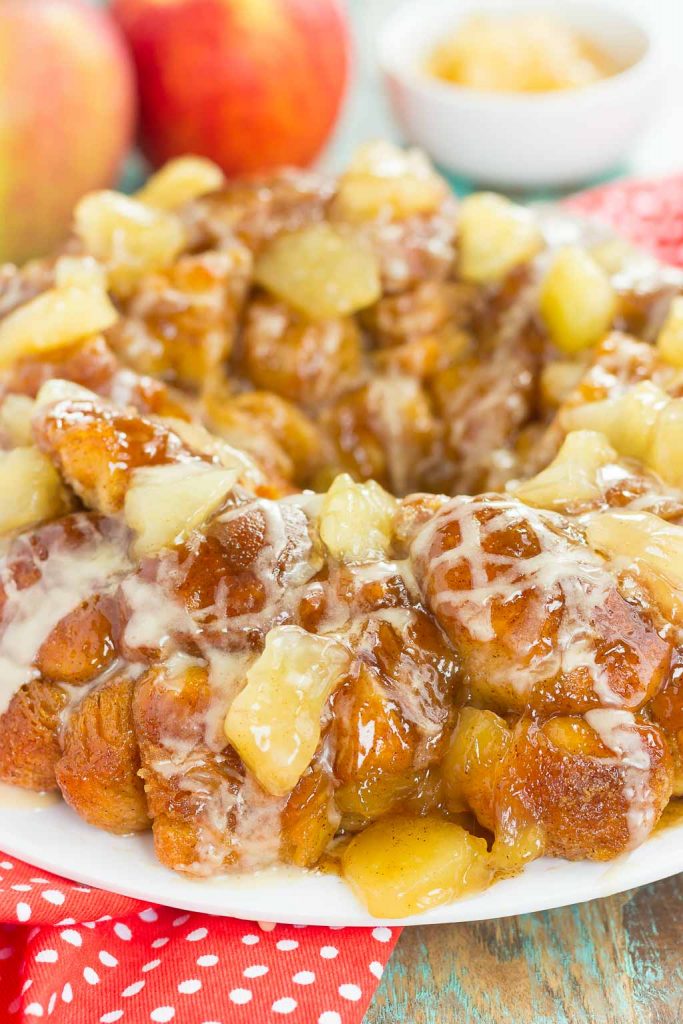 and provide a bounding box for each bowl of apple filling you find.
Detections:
[1,143,683,923]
